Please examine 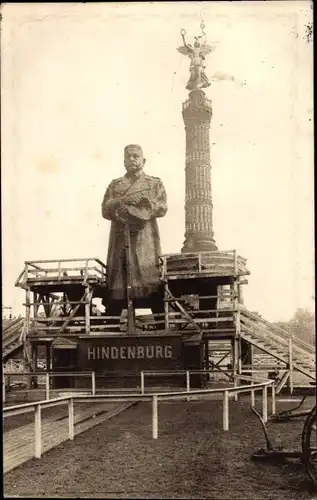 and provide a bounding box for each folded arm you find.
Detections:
[102,178,167,223]
[126,179,168,221]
